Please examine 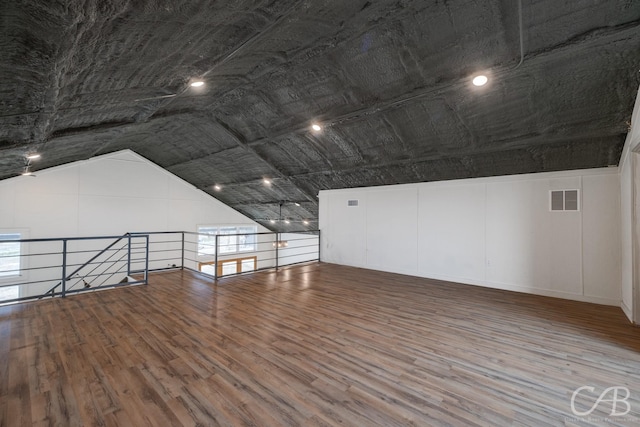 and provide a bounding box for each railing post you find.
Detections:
[144,235,149,285]
[214,234,219,280]
[127,233,132,276]
[317,230,321,262]
[275,232,279,271]
[181,232,185,270]
[61,239,67,298]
